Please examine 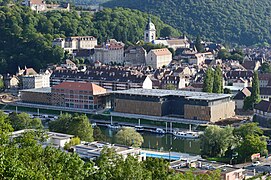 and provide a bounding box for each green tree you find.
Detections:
[213,66,223,93]
[203,68,214,93]
[93,126,107,141]
[143,158,172,180]
[200,125,235,157]
[261,62,271,73]
[64,137,81,150]
[115,127,143,147]
[234,123,267,162]
[8,112,43,131]
[160,26,173,37]
[49,113,93,142]
[251,71,261,104]
[165,83,176,90]
[195,35,204,53]
[243,96,253,110]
